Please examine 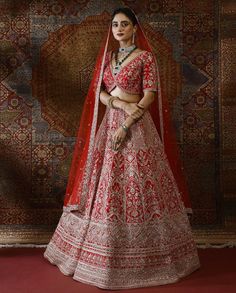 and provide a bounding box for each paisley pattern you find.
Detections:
[102,50,158,94]
[44,108,201,289]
